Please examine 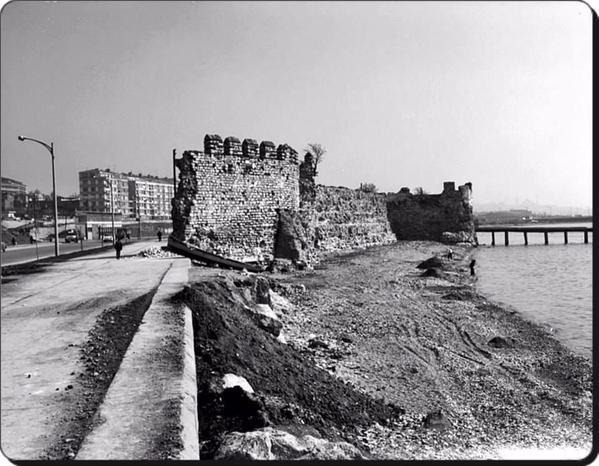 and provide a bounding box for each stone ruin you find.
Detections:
[386,182,477,244]
[171,133,477,266]
[171,134,299,263]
